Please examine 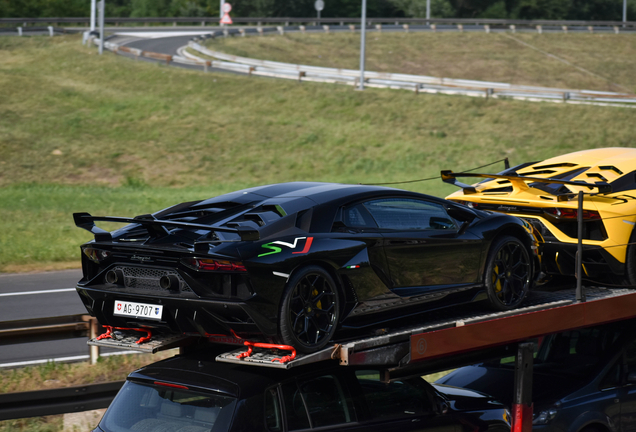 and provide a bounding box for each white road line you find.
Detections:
[115,31,213,38]
[0,288,76,297]
[0,350,140,369]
